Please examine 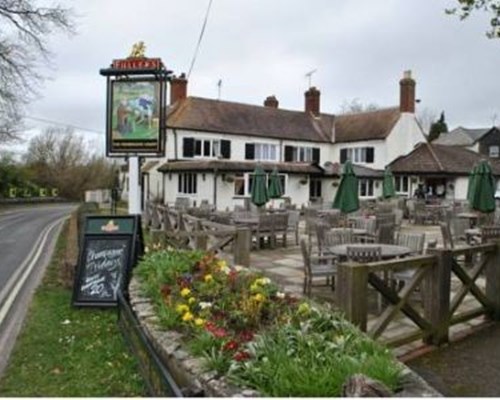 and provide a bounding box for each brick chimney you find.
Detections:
[264,95,279,108]
[170,73,188,105]
[305,86,320,116]
[399,70,416,113]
